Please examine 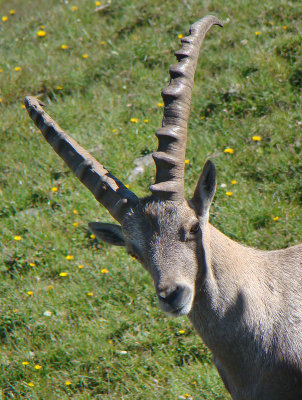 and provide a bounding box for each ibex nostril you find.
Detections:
[158,286,179,303]
[157,285,190,307]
